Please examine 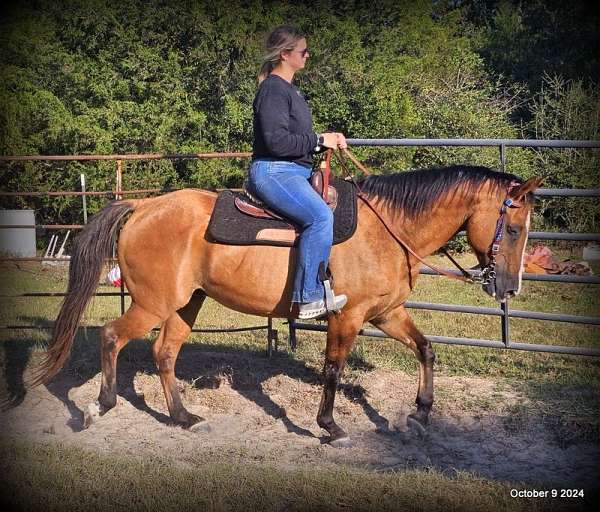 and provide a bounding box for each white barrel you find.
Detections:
[0,210,36,257]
